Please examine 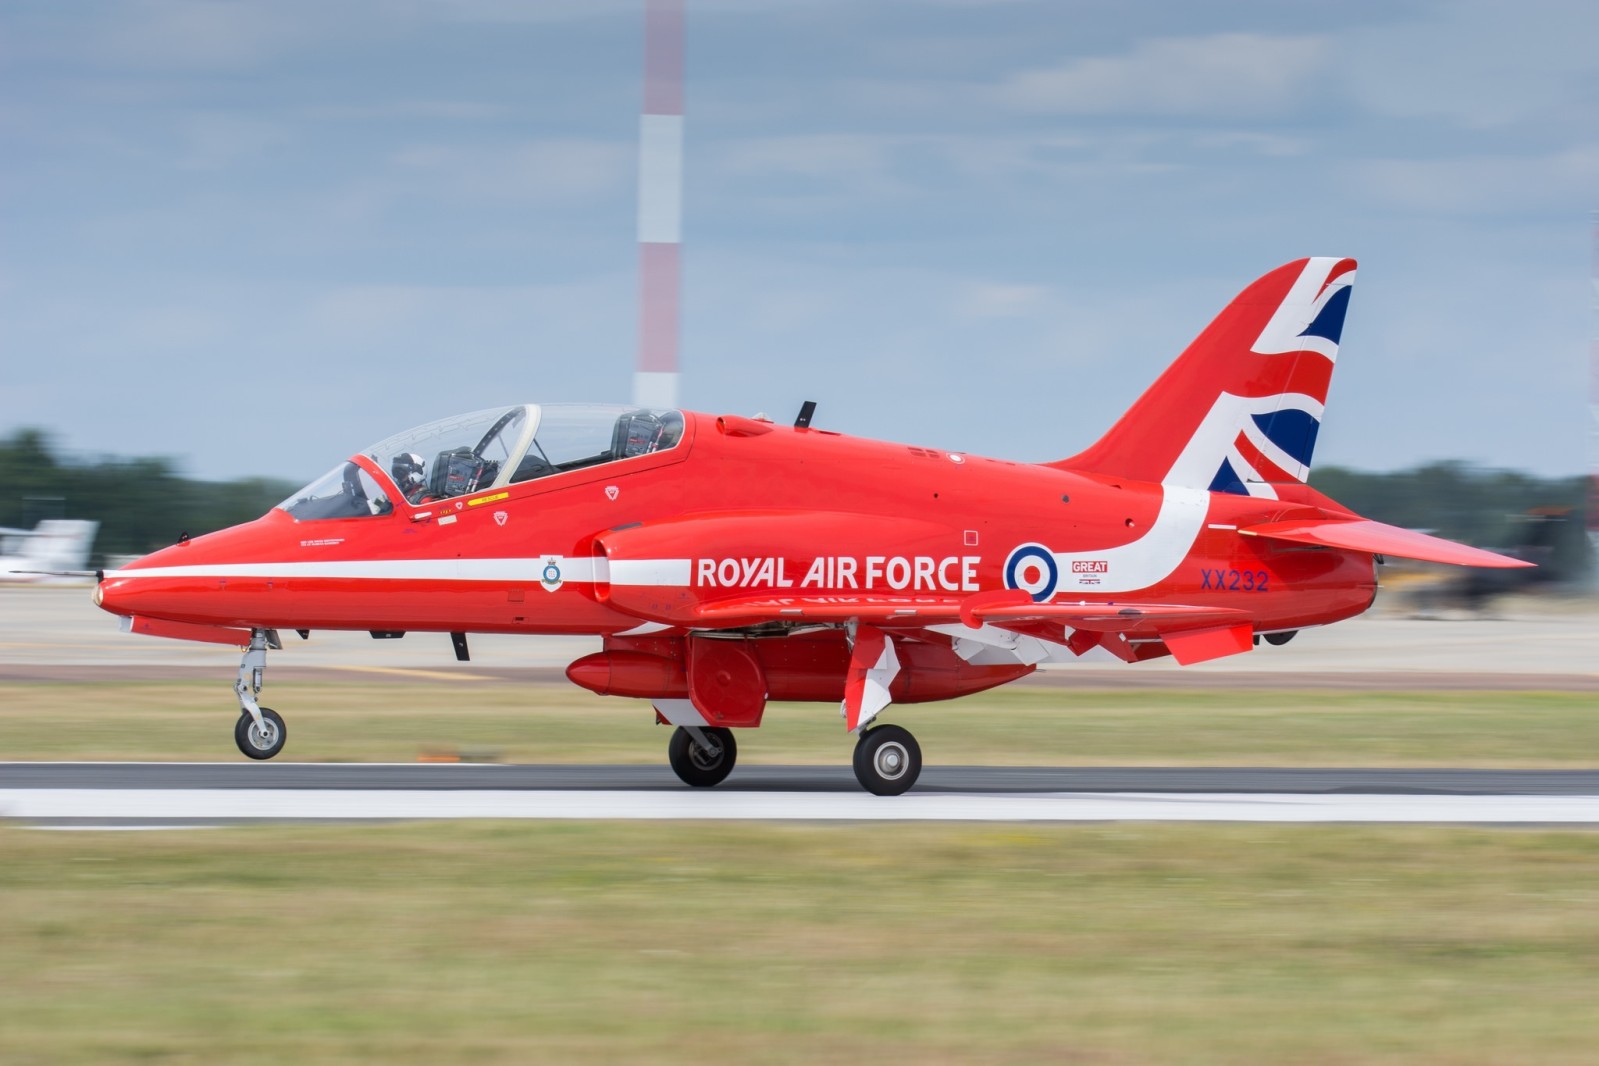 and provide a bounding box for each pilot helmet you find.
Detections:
[391,452,426,492]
